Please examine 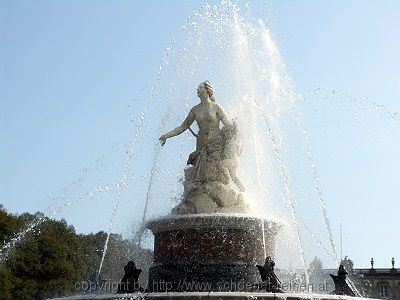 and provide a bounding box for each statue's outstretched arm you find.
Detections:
[159,109,195,146]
